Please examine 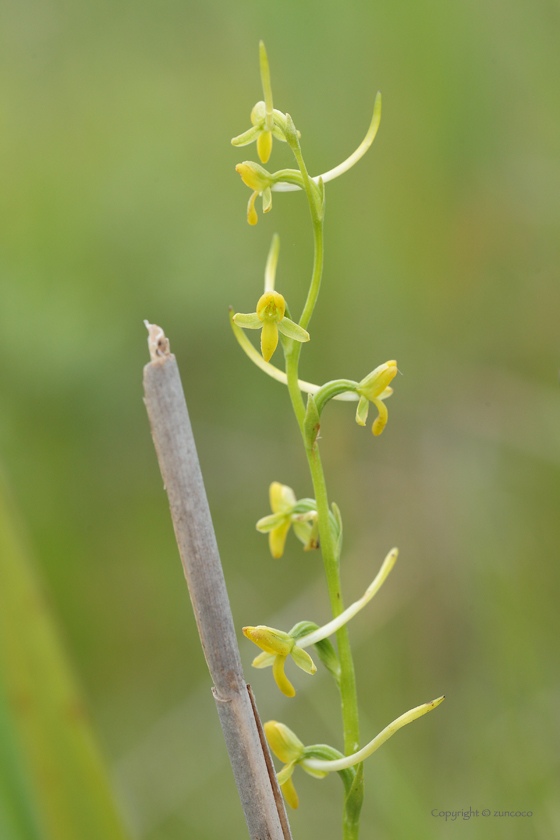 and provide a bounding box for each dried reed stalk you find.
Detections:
[142,323,291,840]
